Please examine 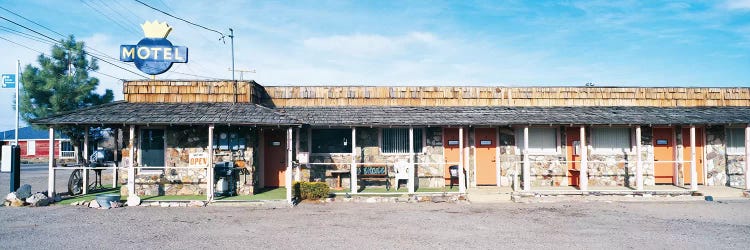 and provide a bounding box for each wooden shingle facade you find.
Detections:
[33,80,750,202]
